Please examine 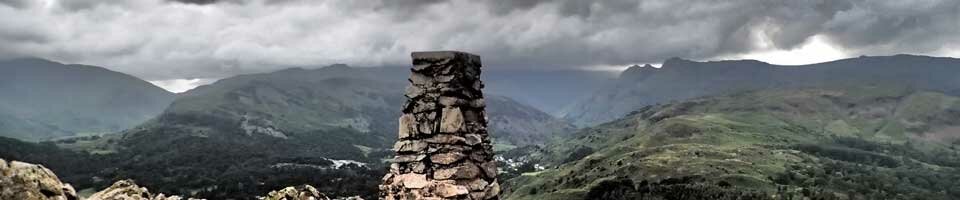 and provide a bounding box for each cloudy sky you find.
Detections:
[1,0,958,92]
